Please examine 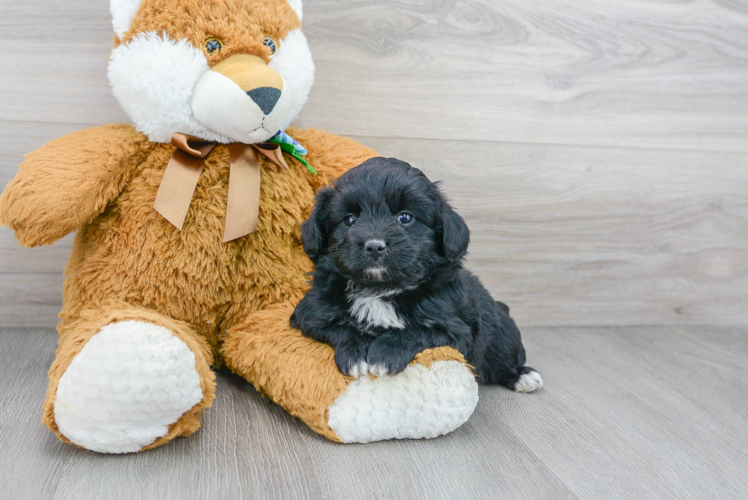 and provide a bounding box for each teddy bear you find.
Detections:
[0,0,479,453]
